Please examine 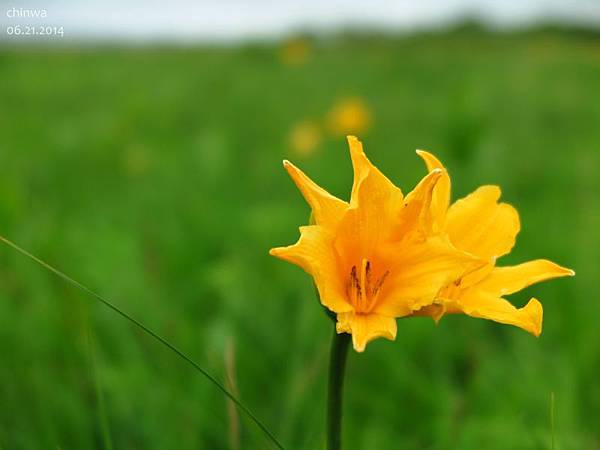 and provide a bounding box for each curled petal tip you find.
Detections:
[346,136,364,153]
[347,135,366,161]
[282,159,299,175]
[544,261,576,277]
[415,149,446,174]
[348,341,365,353]
[269,247,285,258]
[524,298,543,337]
[422,167,443,185]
